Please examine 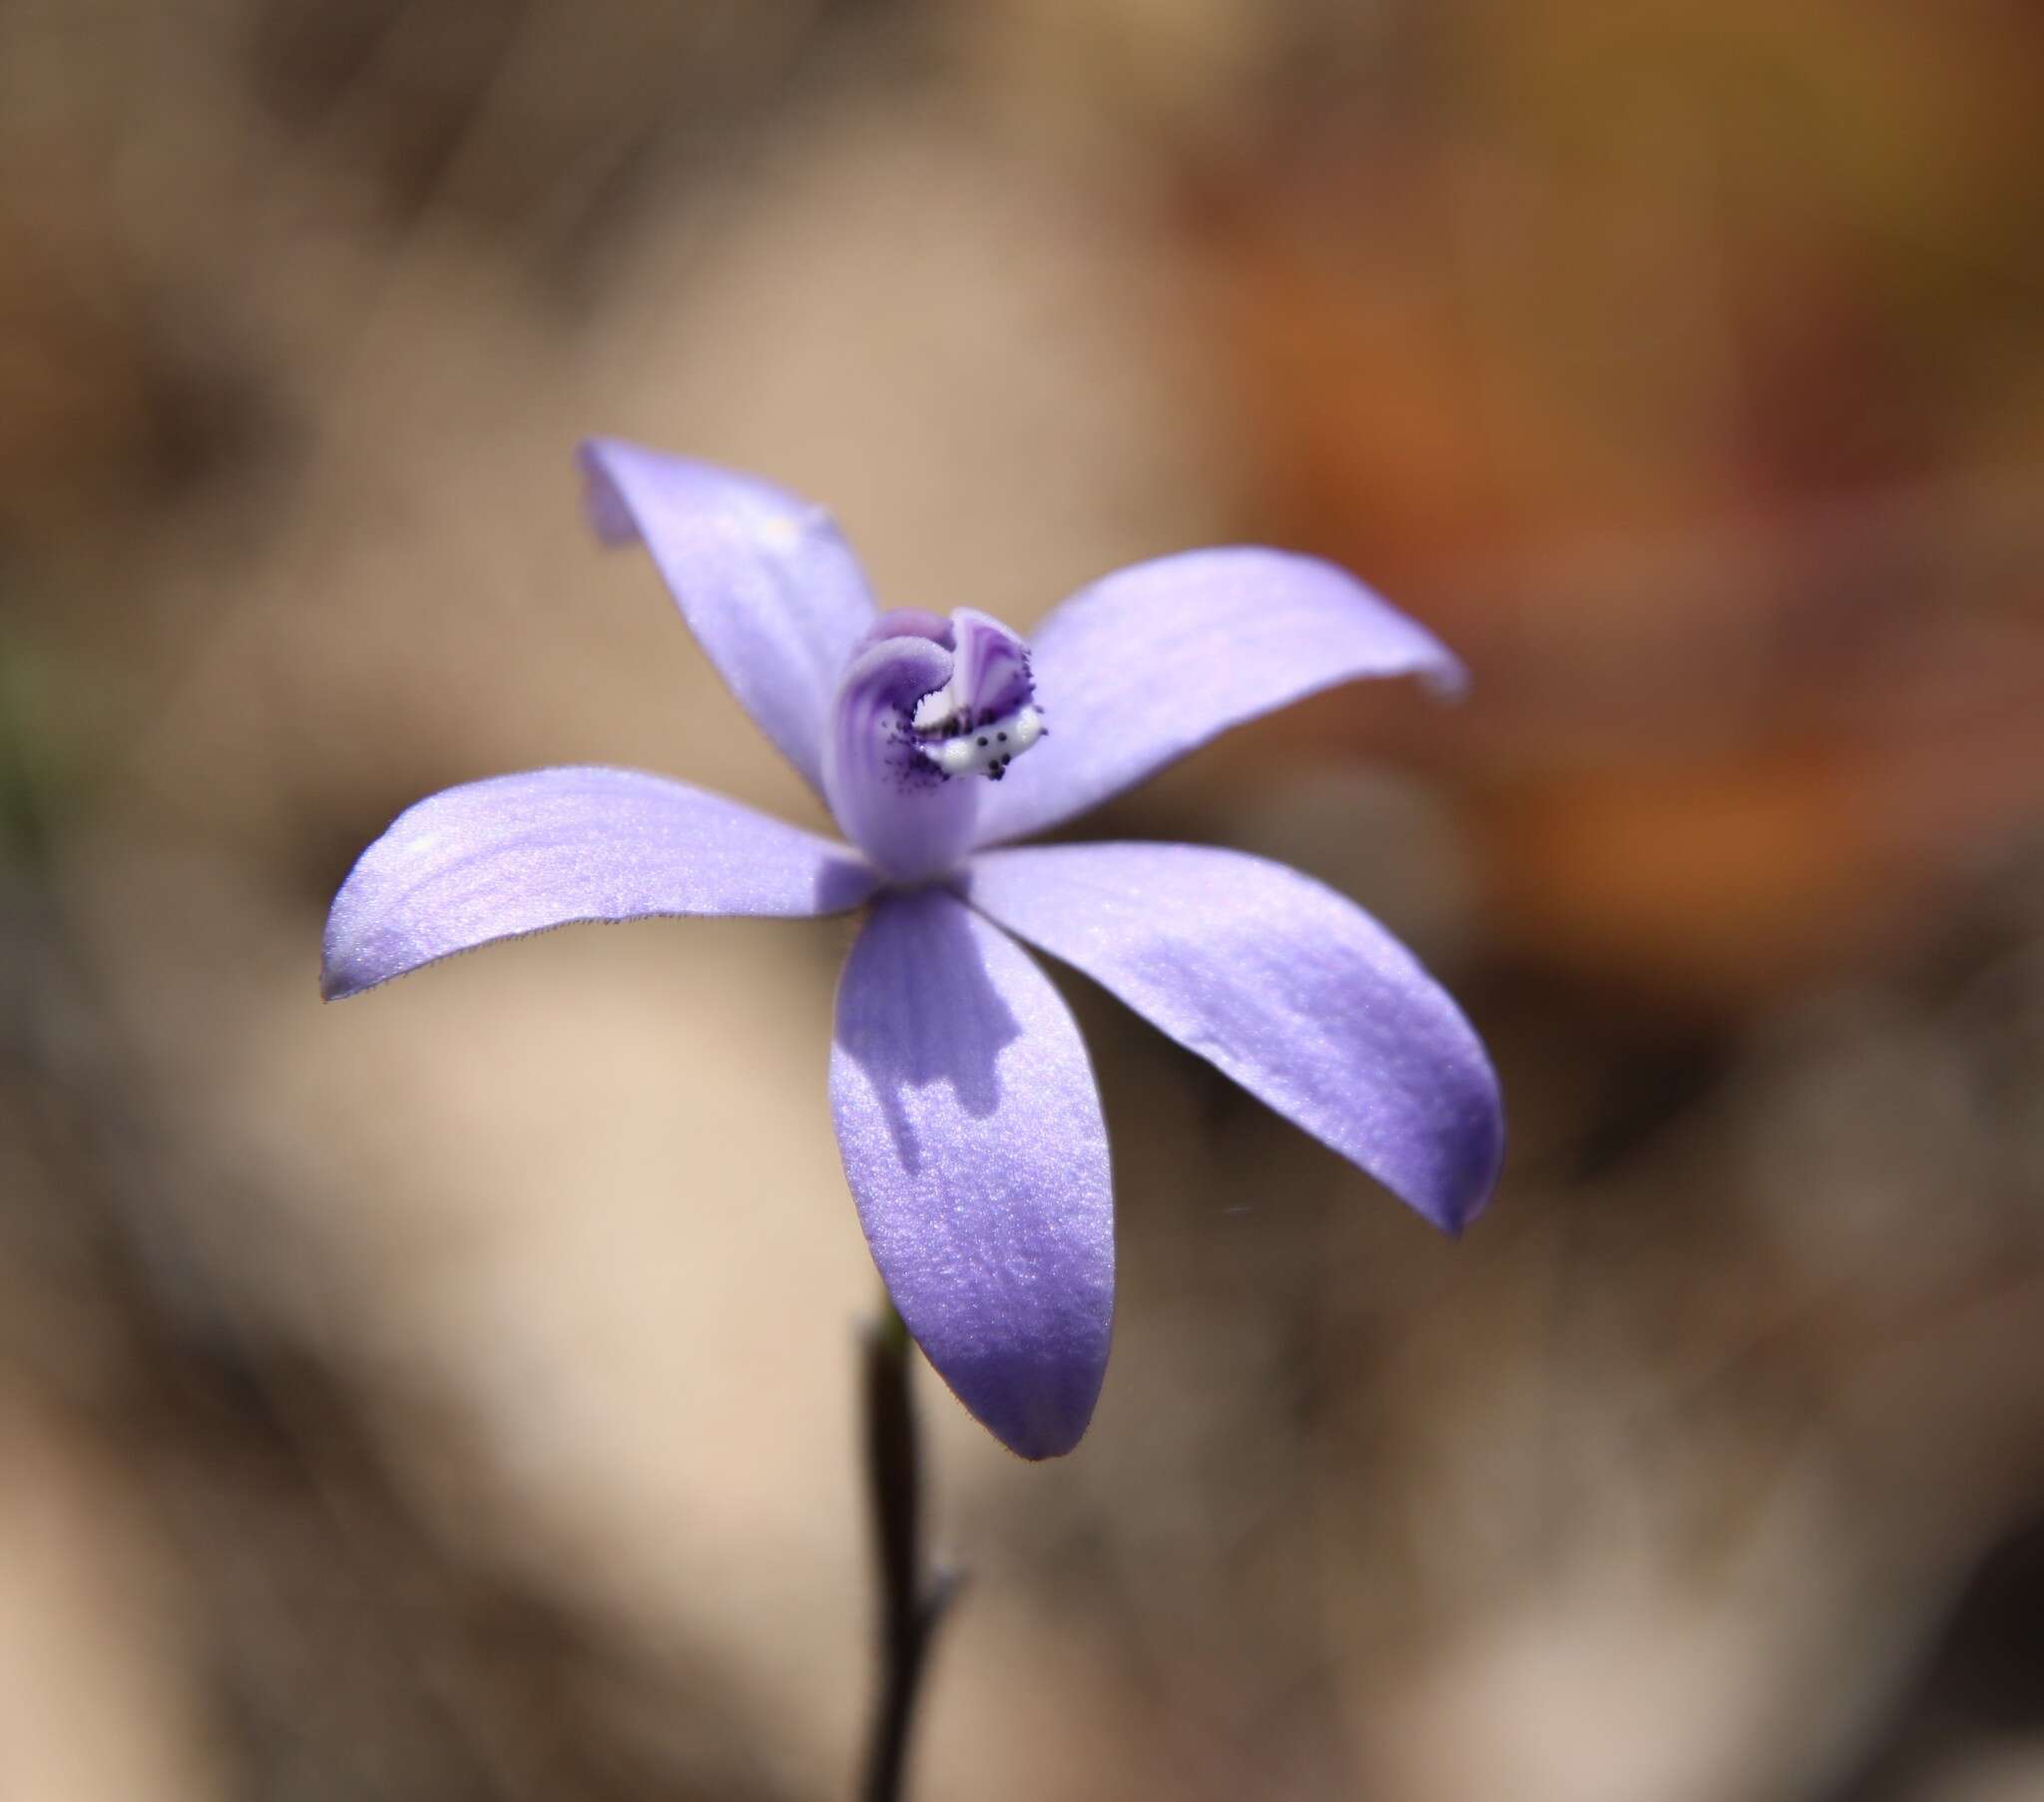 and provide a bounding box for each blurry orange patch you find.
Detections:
[1477,749,1876,1006]
[1171,0,2044,1010]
